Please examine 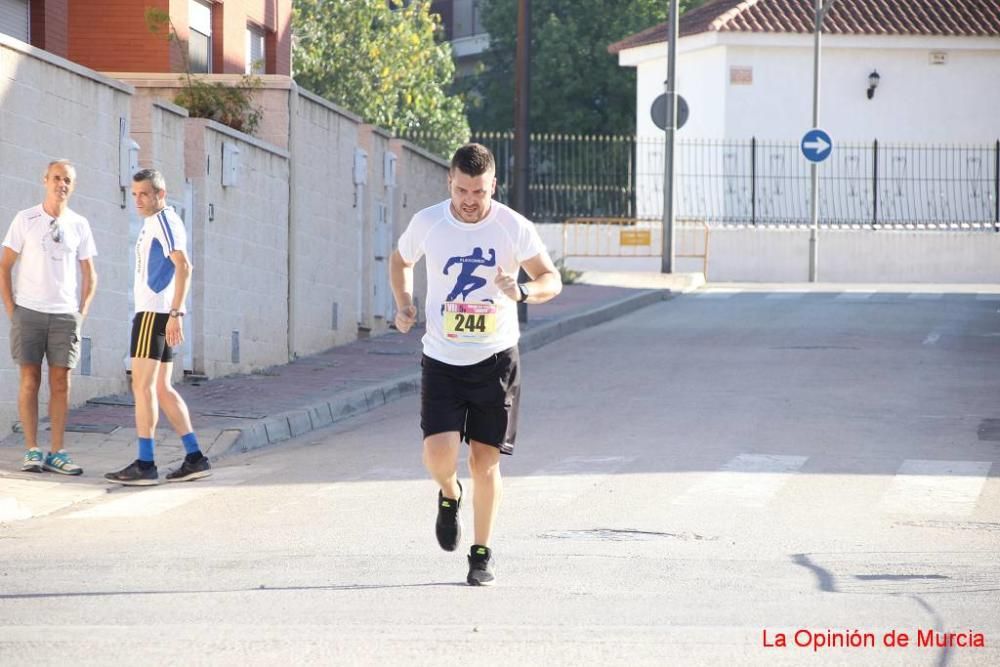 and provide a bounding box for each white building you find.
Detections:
[431,0,490,78]
[610,0,1000,143]
[608,0,1000,225]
